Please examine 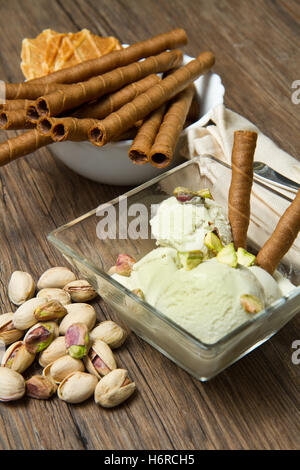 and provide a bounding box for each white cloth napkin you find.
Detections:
[186,104,300,198]
[181,104,300,270]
